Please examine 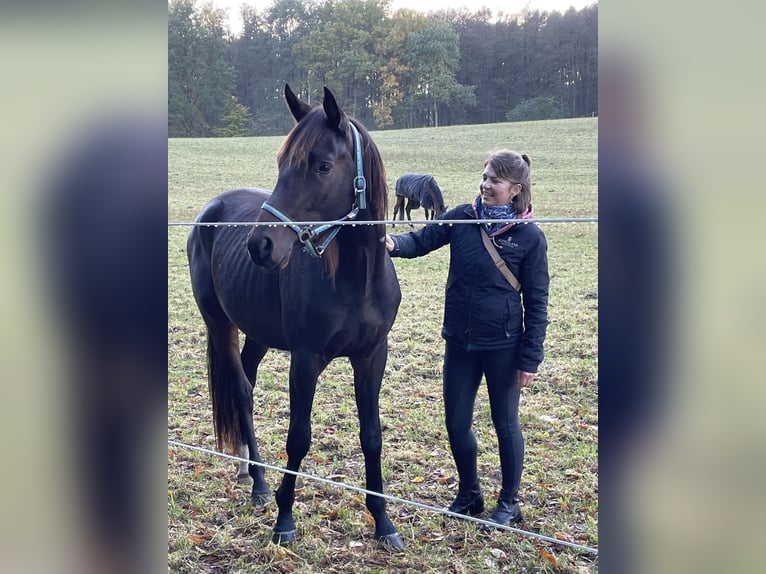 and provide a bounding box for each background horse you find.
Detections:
[187,85,404,551]
[392,173,446,225]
